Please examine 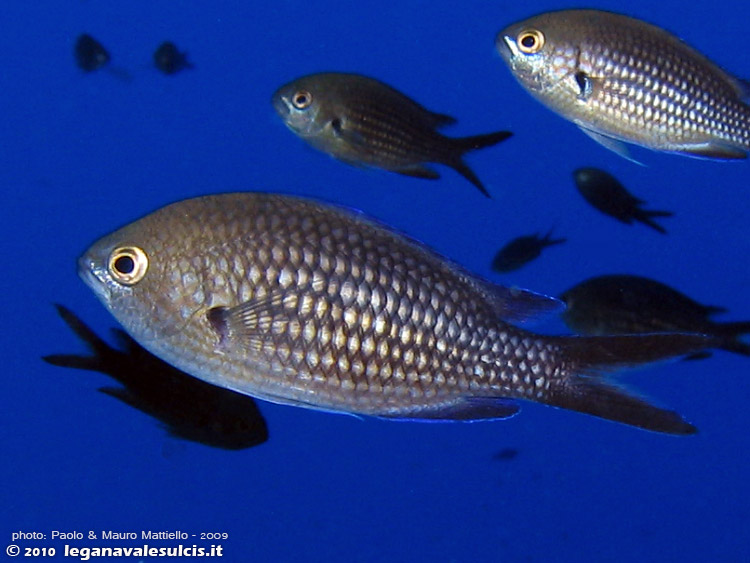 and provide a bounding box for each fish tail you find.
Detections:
[446,131,513,198]
[42,304,110,371]
[449,159,491,197]
[635,209,673,234]
[544,333,715,434]
[542,229,567,246]
[453,130,514,153]
[714,321,750,356]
